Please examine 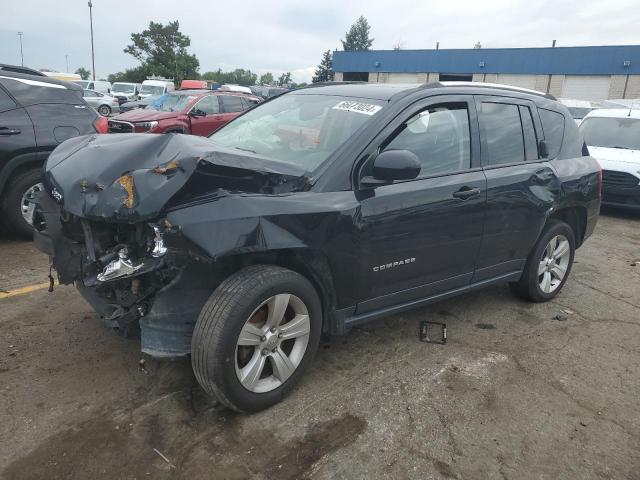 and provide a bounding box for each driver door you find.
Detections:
[355,95,487,313]
[189,96,224,136]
